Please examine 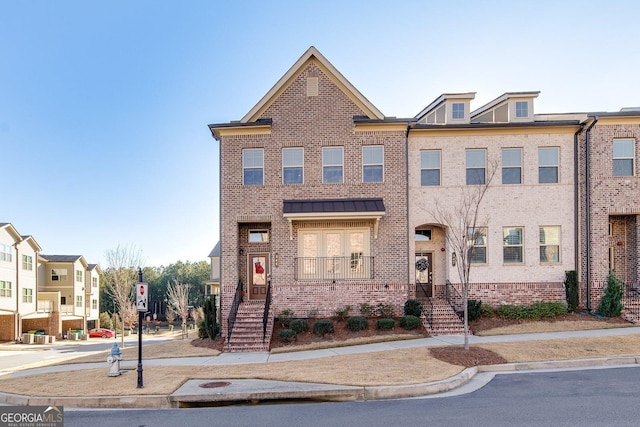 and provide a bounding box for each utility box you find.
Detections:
[22,333,34,344]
